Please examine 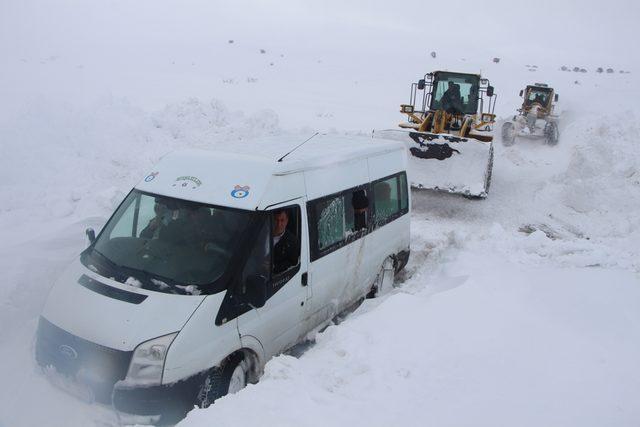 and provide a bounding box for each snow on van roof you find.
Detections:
[200,133,404,173]
[135,133,403,209]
